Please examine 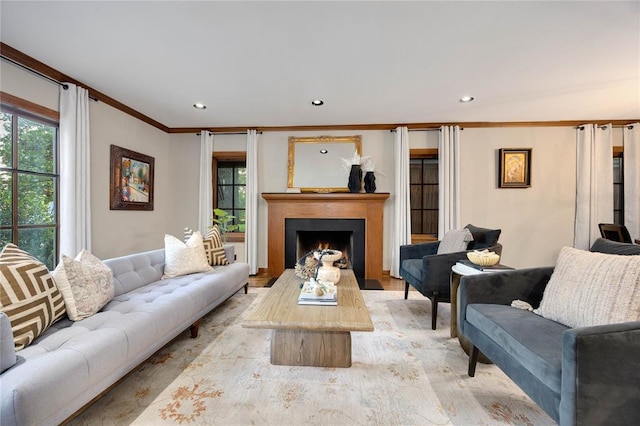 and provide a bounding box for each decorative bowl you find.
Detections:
[467,250,500,266]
